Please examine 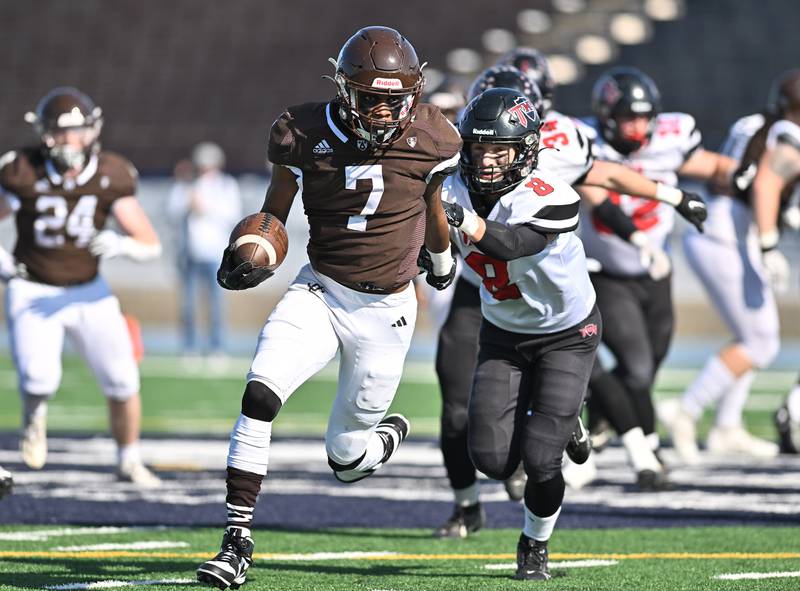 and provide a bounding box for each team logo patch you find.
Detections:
[578,323,599,338]
[507,97,538,127]
[602,80,622,106]
[406,136,417,148]
[356,139,369,151]
[313,139,333,155]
